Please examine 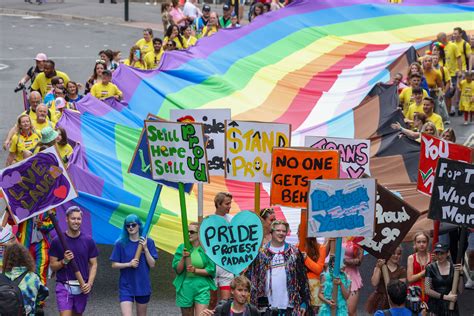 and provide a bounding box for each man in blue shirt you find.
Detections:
[375,280,420,316]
